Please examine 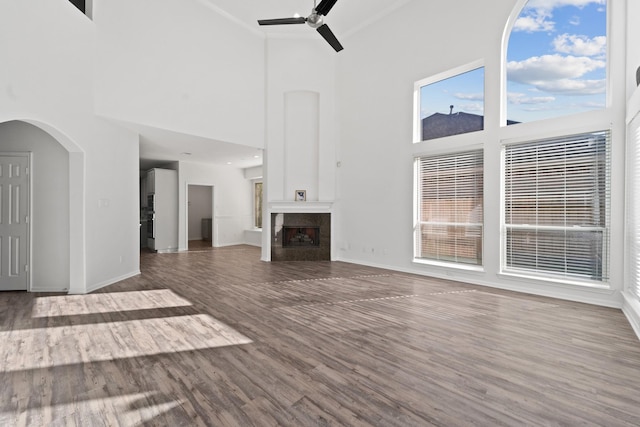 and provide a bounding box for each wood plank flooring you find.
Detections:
[2,245,640,426]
